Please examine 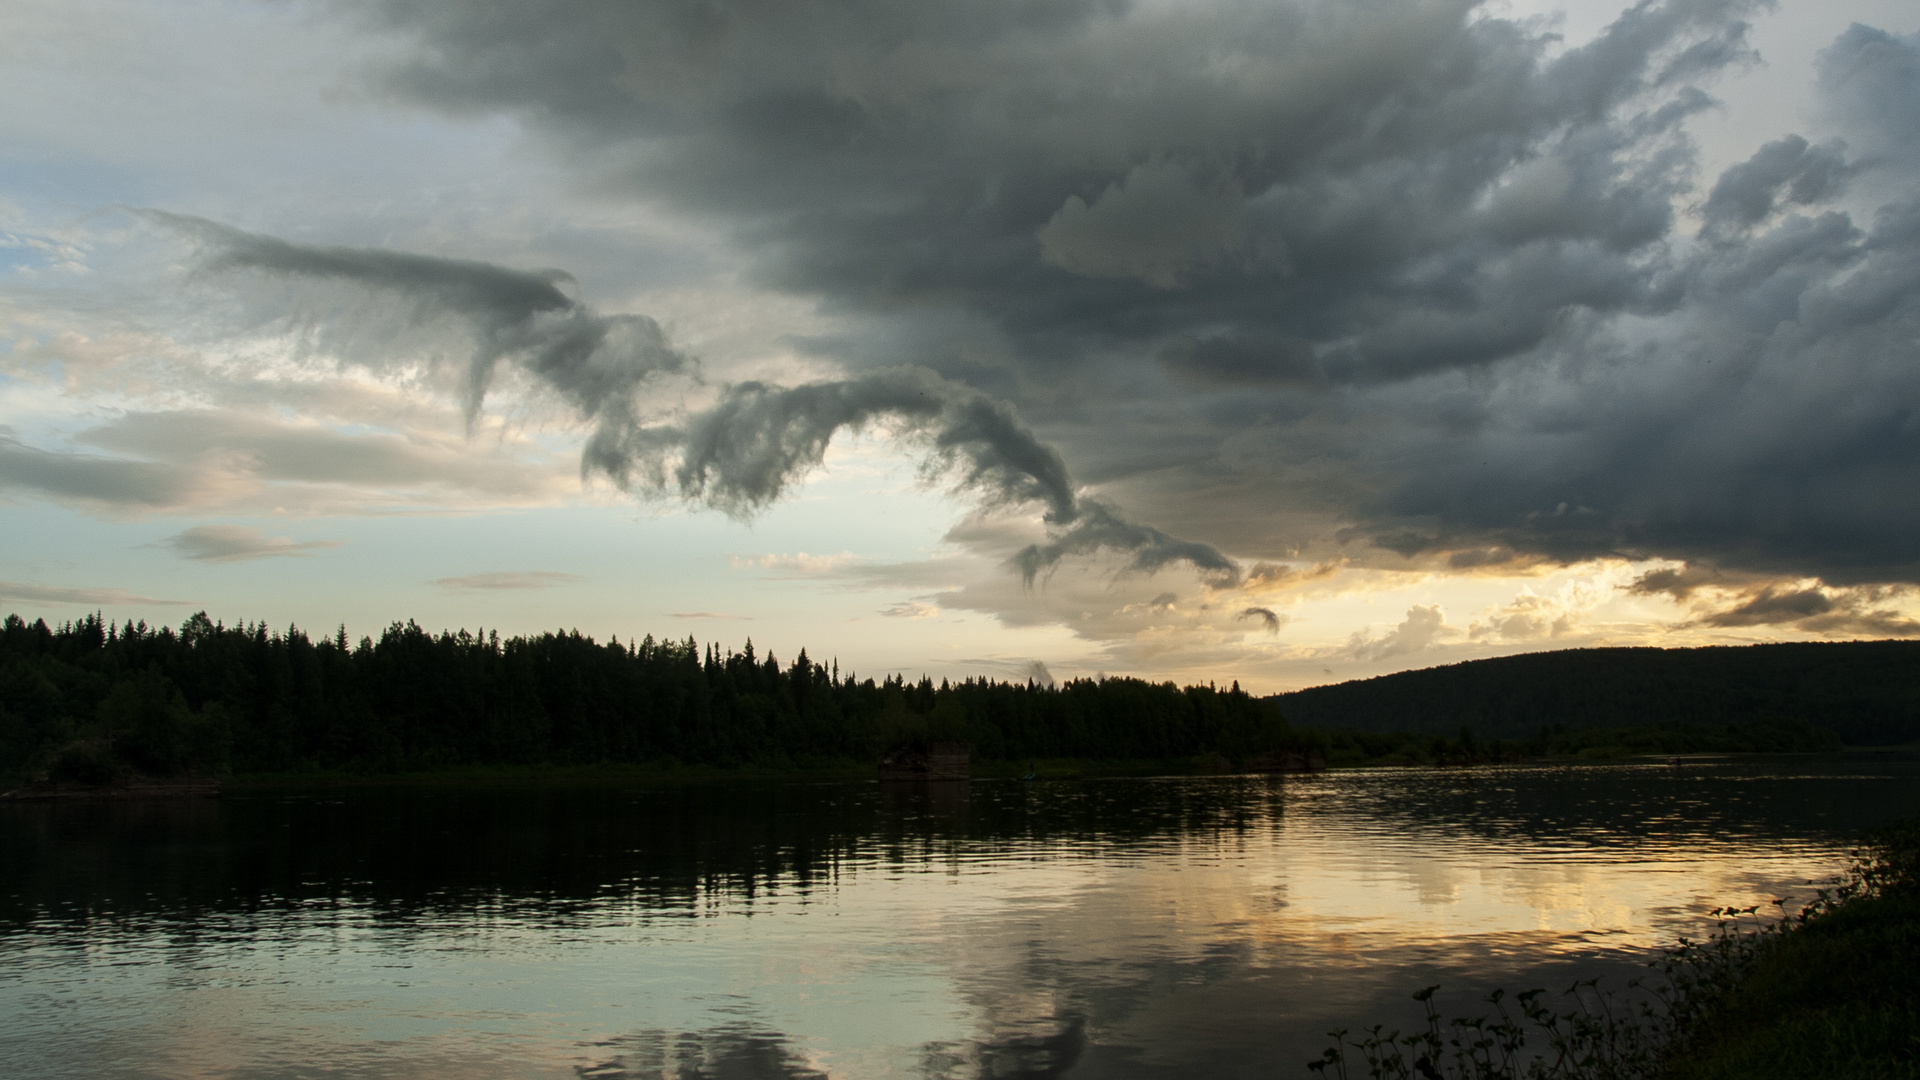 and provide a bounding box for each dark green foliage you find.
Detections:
[1276,642,1920,746]
[0,612,1311,784]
